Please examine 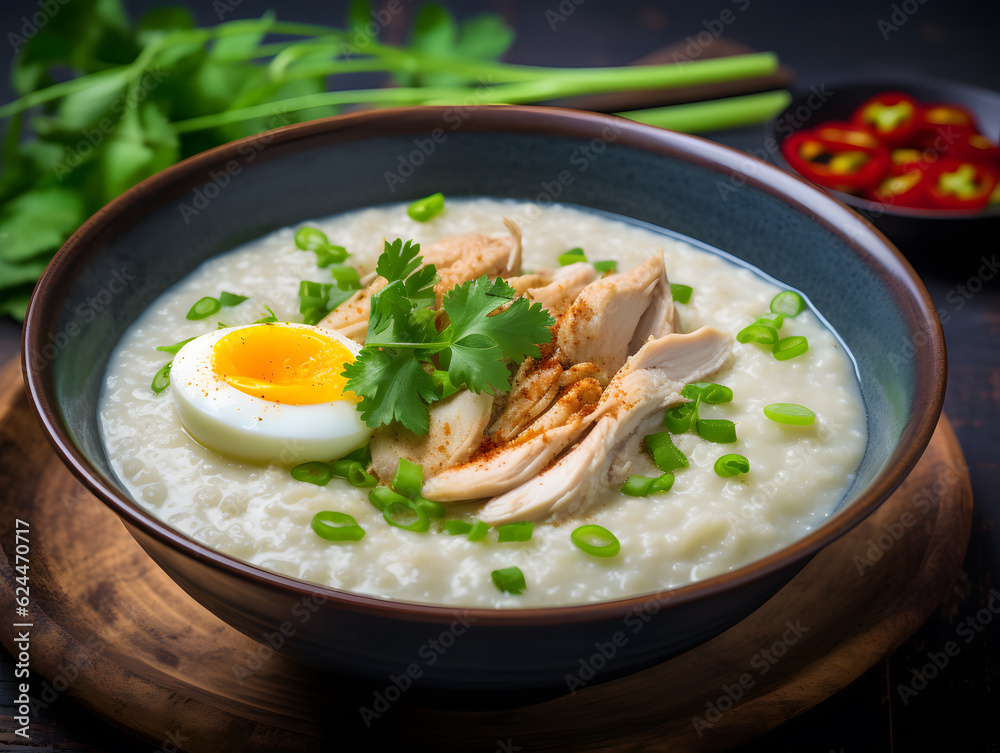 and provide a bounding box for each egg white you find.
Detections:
[169,322,372,464]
